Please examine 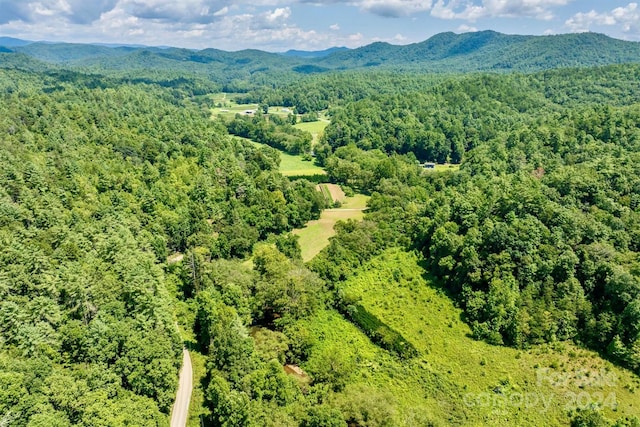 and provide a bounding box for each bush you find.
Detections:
[341,302,418,359]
